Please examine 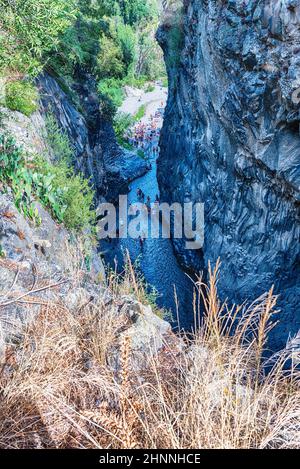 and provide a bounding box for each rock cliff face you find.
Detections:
[0,70,149,352]
[0,188,174,368]
[158,0,300,349]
